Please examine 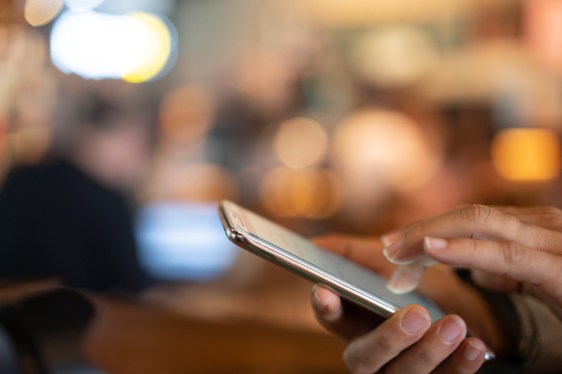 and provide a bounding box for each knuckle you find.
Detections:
[416,348,437,368]
[459,204,492,226]
[540,206,562,227]
[373,334,395,356]
[540,206,561,218]
[497,241,524,270]
[344,318,416,374]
